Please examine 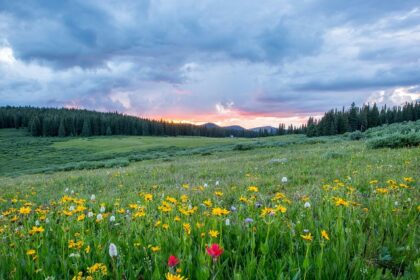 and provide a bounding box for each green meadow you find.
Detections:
[0,124,419,279]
